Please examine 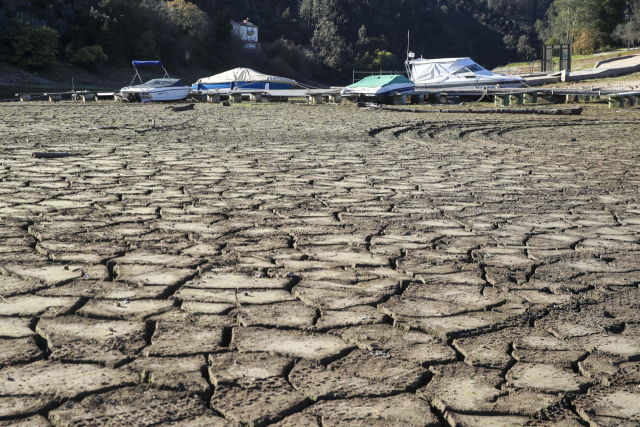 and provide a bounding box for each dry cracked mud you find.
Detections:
[0,100,640,425]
